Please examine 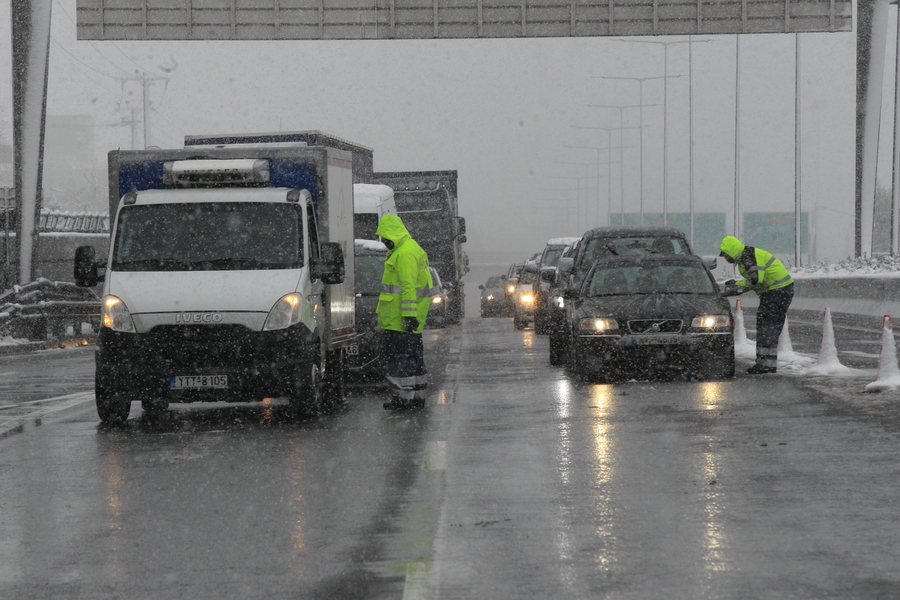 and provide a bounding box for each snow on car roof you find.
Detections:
[546,237,581,246]
[354,239,388,252]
